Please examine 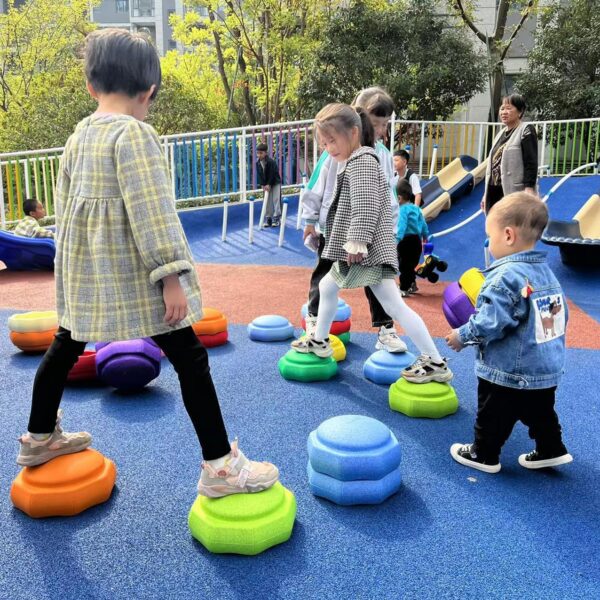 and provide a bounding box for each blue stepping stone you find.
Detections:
[363,350,416,385]
[307,415,401,482]
[307,463,402,506]
[248,315,294,342]
[301,298,351,322]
